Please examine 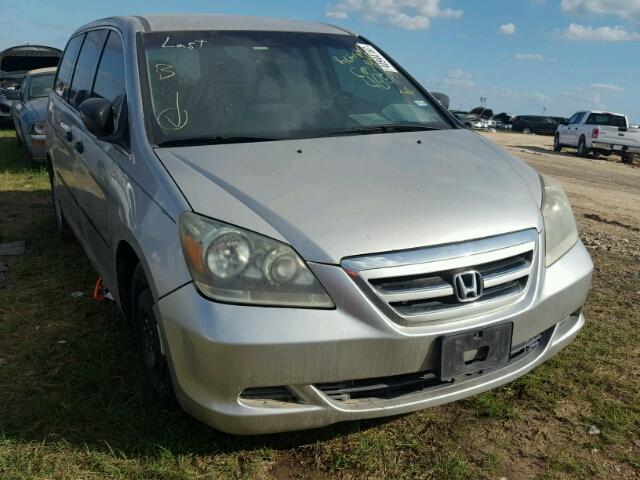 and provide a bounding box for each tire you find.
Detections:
[47,158,75,241]
[577,136,589,158]
[131,264,175,405]
[553,134,562,152]
[622,154,634,165]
